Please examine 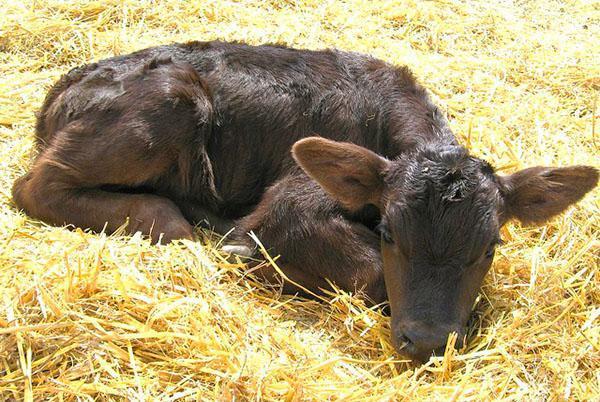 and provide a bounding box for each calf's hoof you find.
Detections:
[151,222,196,244]
[222,244,254,258]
